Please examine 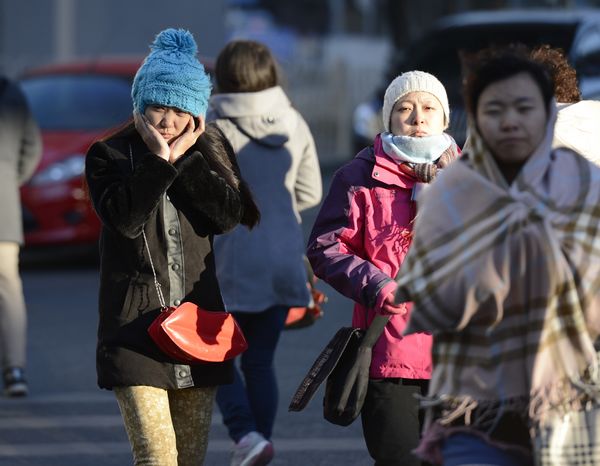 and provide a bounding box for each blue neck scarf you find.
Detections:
[381,132,452,164]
